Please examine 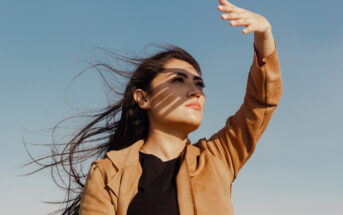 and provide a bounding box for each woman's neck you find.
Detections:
[140,127,188,162]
